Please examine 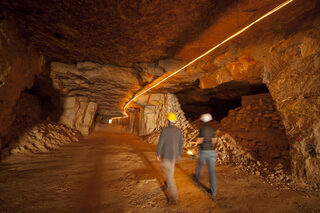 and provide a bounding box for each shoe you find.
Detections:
[164,181,168,188]
[168,199,178,205]
[192,174,199,184]
[210,193,218,200]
